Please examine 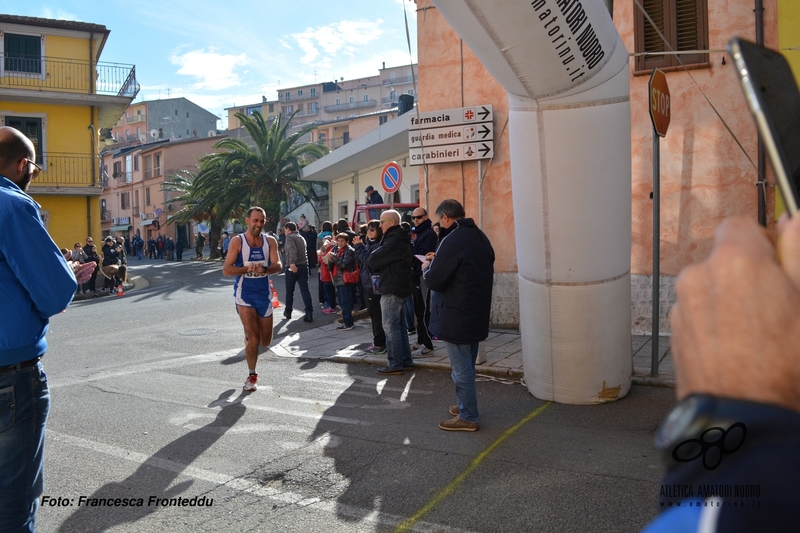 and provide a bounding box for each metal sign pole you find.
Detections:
[652,126,660,378]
